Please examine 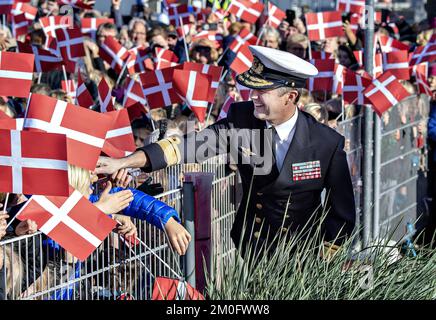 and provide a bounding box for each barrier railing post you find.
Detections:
[184,172,214,293]
[182,181,196,287]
